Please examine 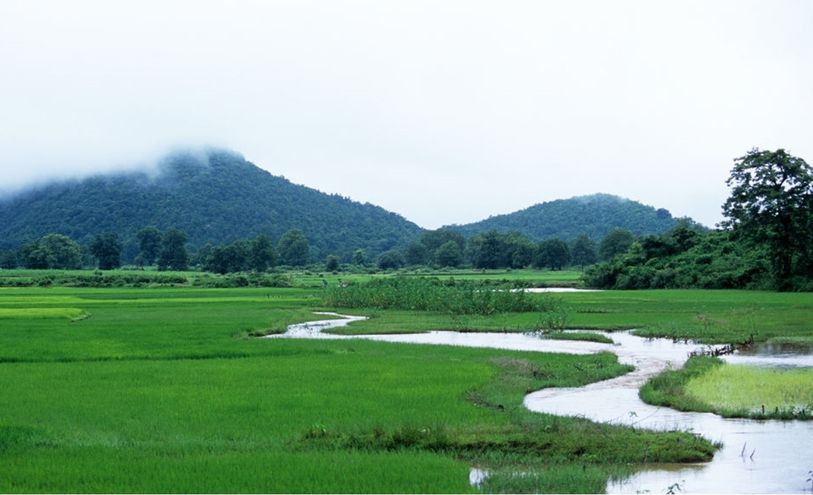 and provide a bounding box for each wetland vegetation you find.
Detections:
[640,356,813,420]
[1,272,810,492]
[0,282,722,493]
